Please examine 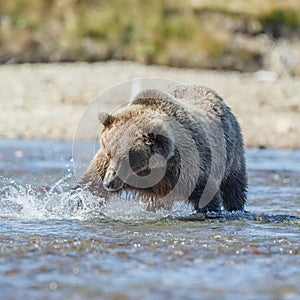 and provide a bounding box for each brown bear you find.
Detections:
[78,84,247,213]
